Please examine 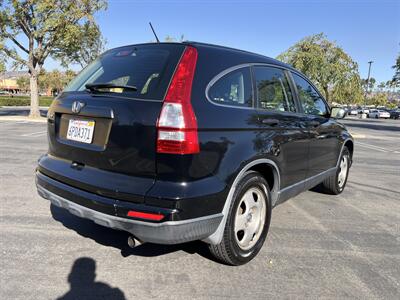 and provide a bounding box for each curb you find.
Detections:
[0,116,47,123]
